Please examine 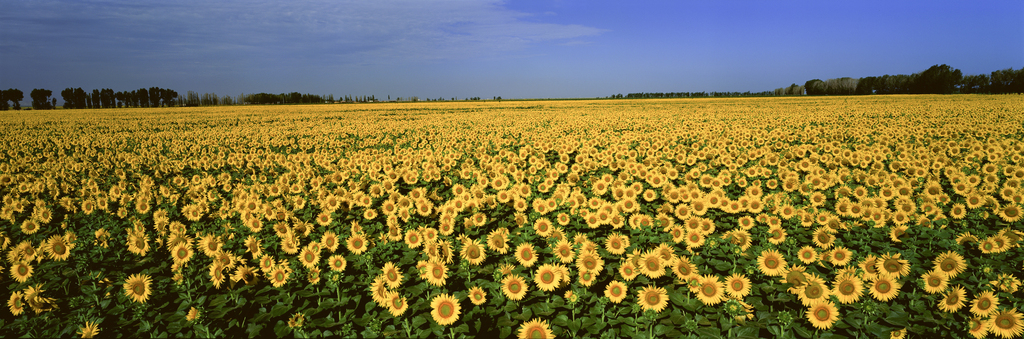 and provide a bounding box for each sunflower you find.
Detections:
[346,233,368,255]
[553,240,575,263]
[797,275,830,306]
[514,243,538,267]
[637,251,666,279]
[299,245,320,270]
[21,219,39,235]
[209,264,226,289]
[605,233,628,255]
[828,246,852,266]
[429,293,460,326]
[671,255,697,281]
[578,270,597,287]
[8,291,24,316]
[461,240,486,266]
[970,290,1000,317]
[44,234,71,261]
[425,261,448,287]
[991,308,1024,339]
[876,252,910,279]
[259,254,276,273]
[950,203,968,219]
[859,254,881,281]
[502,274,529,301]
[833,274,863,304]
[198,234,221,257]
[268,265,291,288]
[806,300,840,330]
[321,231,339,252]
[797,246,818,264]
[725,273,751,298]
[469,286,487,306]
[933,251,966,278]
[384,291,408,317]
[243,235,262,258]
[605,280,628,303]
[518,318,555,339]
[938,285,967,313]
[781,265,808,291]
[405,229,423,249]
[11,262,33,283]
[535,264,561,292]
[684,230,705,250]
[968,316,990,338]
[756,249,787,277]
[766,226,787,245]
[370,275,389,305]
[634,284,667,313]
[78,320,101,338]
[999,204,1023,223]
[123,273,152,304]
[186,306,201,322]
[921,270,948,294]
[812,227,835,249]
[868,274,900,302]
[694,274,725,306]
[619,260,639,281]
[126,231,150,257]
[376,262,402,289]
[231,265,258,286]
